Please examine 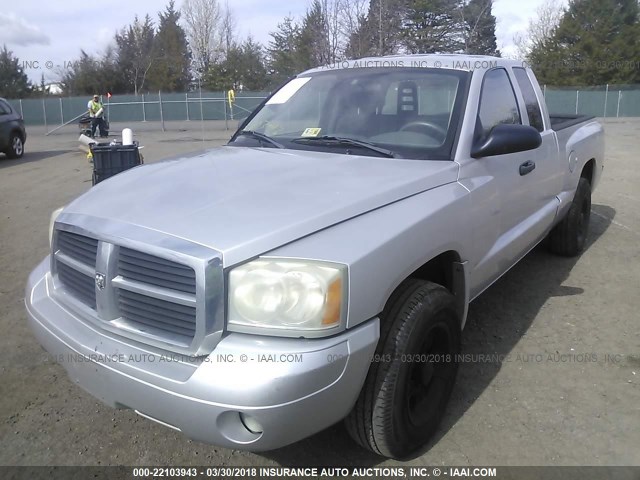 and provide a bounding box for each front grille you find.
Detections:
[57,230,98,267]
[117,288,197,340]
[118,247,196,294]
[55,230,98,308]
[116,247,197,343]
[57,261,96,308]
[51,225,218,354]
